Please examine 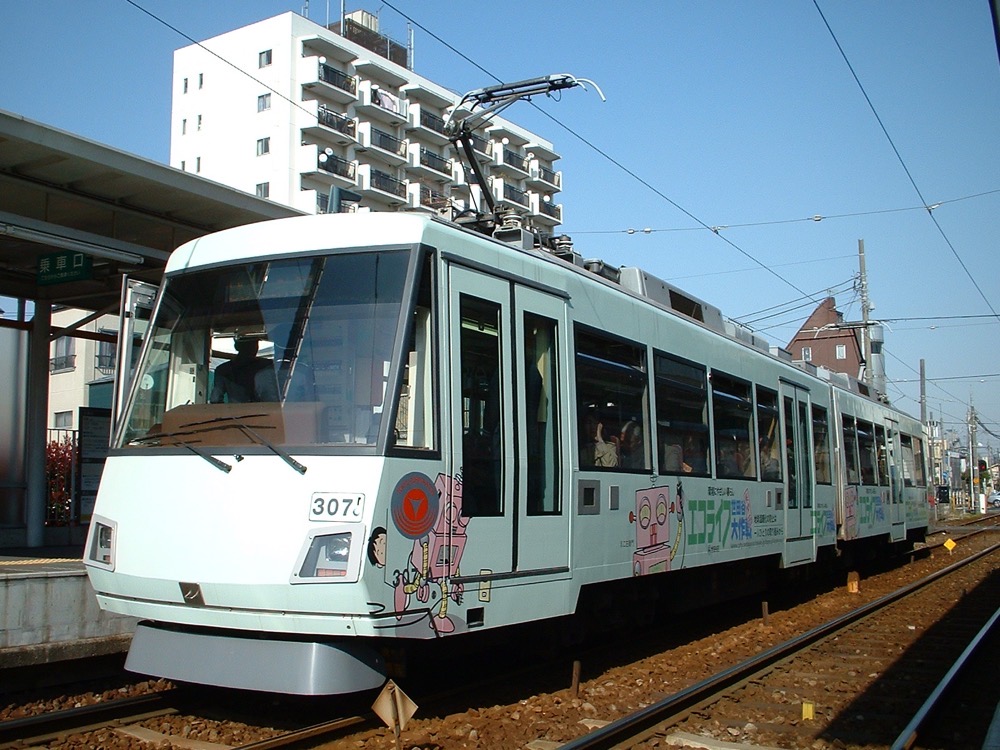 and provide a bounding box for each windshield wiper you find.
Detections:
[177,415,308,475]
[130,432,233,473]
